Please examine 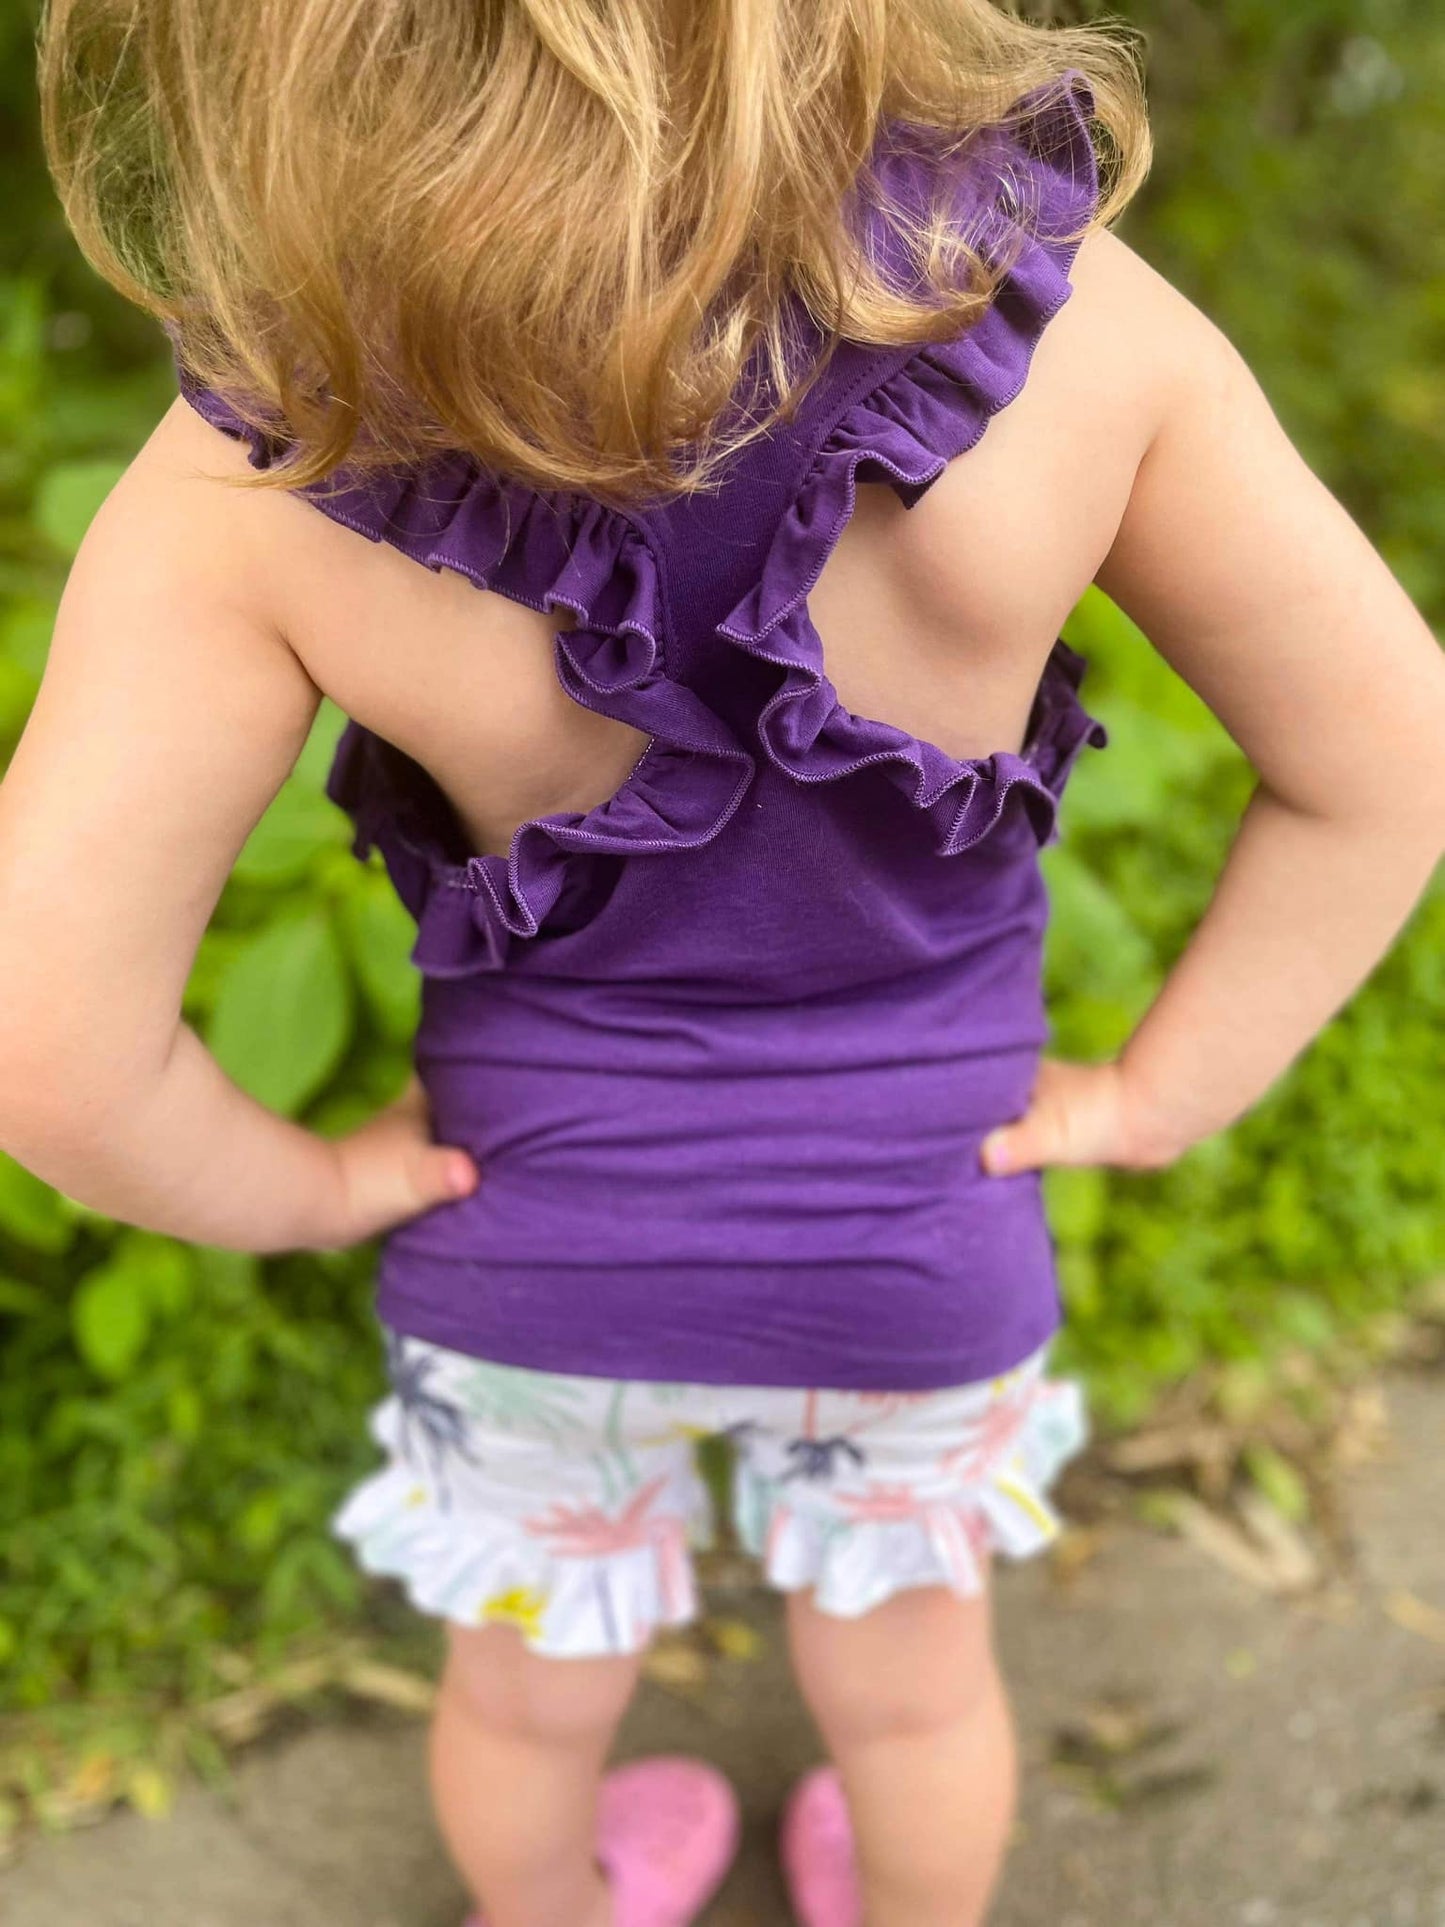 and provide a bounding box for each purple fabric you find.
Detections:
[172,76,1108,1389]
